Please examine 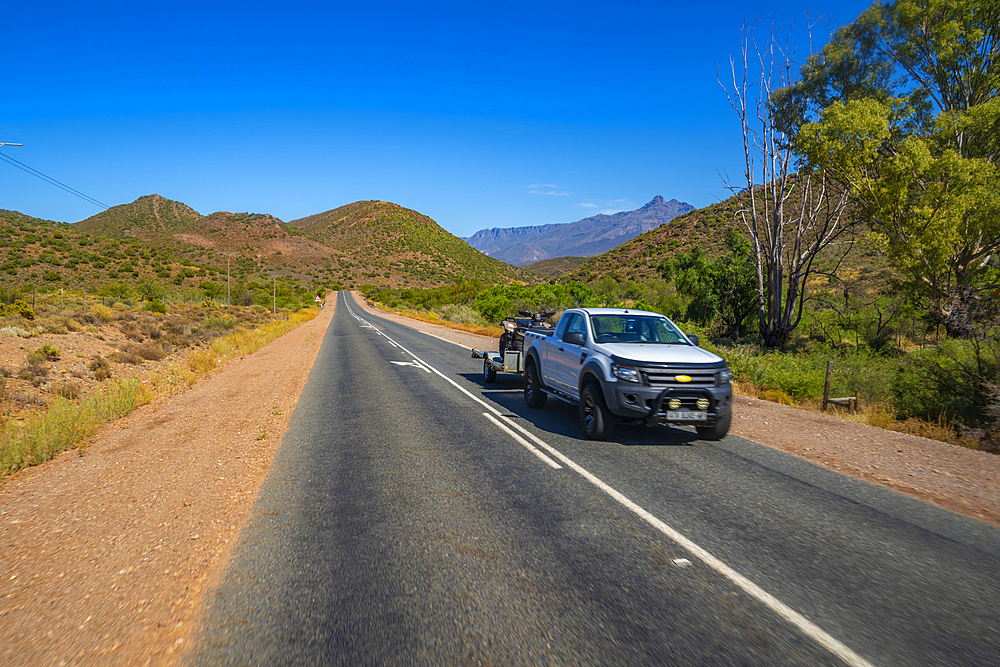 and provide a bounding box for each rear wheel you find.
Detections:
[524,360,547,408]
[696,411,731,440]
[483,357,497,383]
[580,382,615,440]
